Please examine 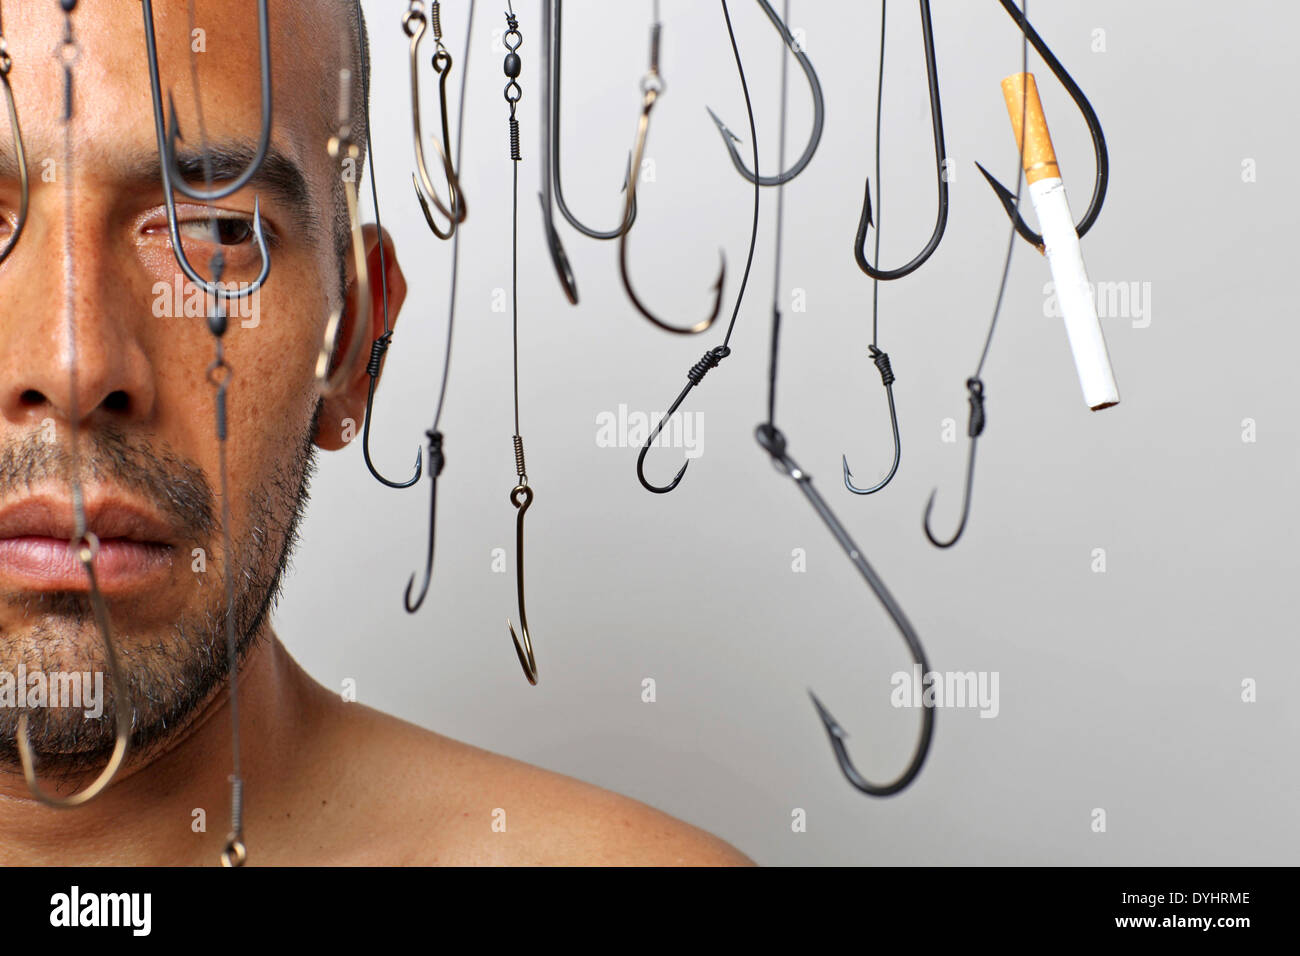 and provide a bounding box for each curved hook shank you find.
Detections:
[755,424,933,795]
[361,335,423,489]
[618,88,726,335]
[17,542,132,807]
[404,430,445,612]
[853,0,949,281]
[978,0,1109,251]
[507,484,539,684]
[706,0,824,187]
[405,10,466,237]
[843,346,901,495]
[638,346,730,494]
[923,378,985,549]
[153,0,274,203]
[0,61,29,266]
